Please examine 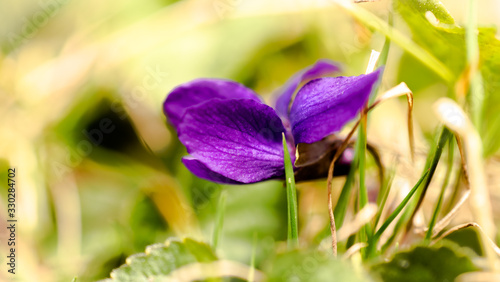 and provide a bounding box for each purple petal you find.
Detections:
[290,68,383,144]
[274,59,341,119]
[178,99,287,184]
[182,157,243,184]
[301,59,341,82]
[163,78,261,130]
